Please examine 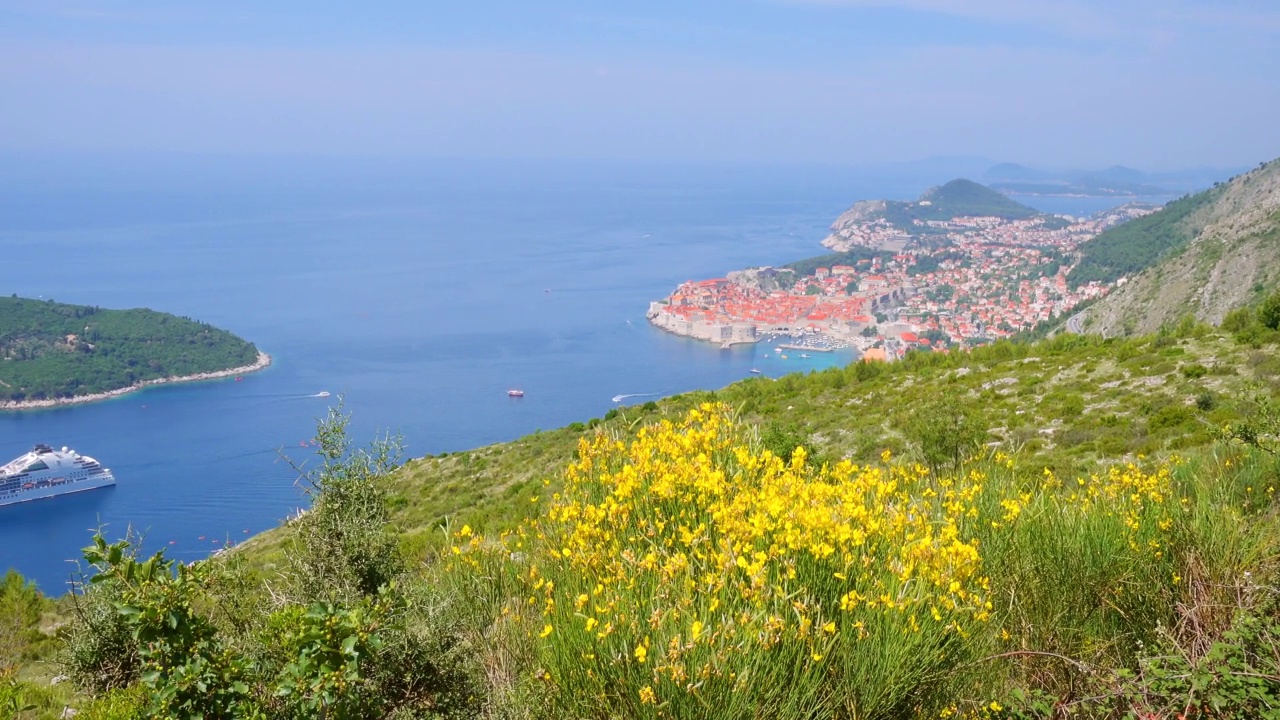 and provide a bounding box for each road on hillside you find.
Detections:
[1066,311,1086,334]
